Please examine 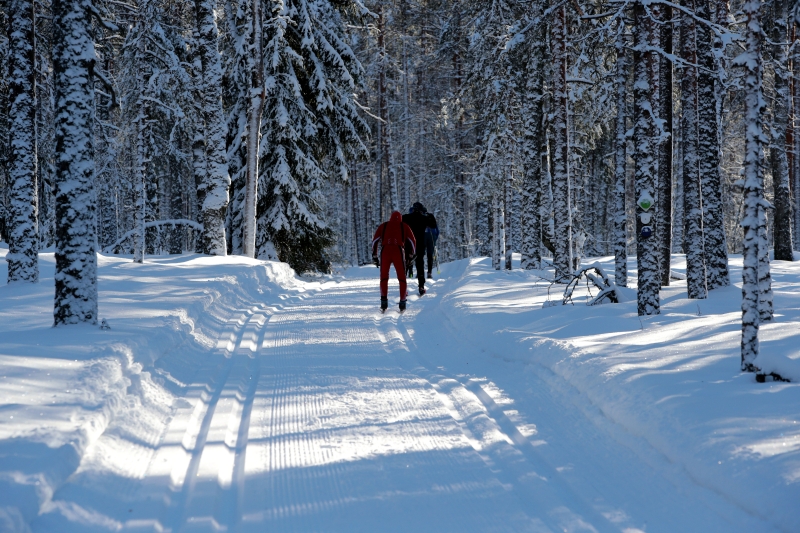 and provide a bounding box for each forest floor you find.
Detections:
[0,247,798,533]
